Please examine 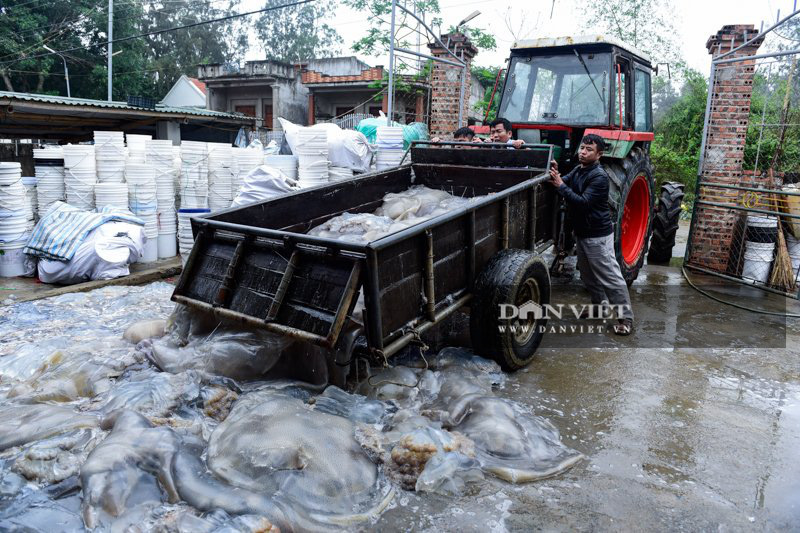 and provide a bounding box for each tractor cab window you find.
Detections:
[500,52,611,125]
[634,68,652,131]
